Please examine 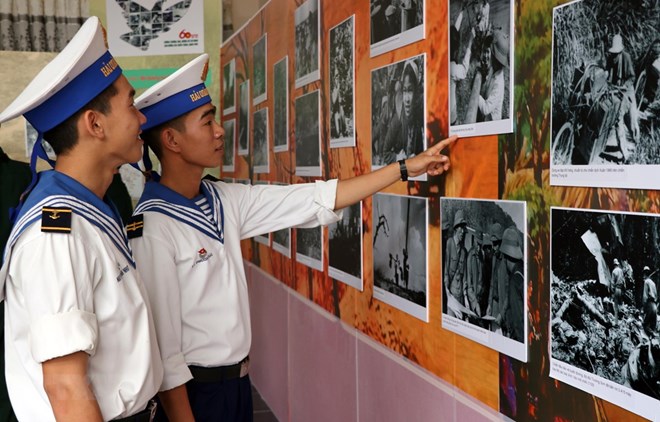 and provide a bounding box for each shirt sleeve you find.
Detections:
[131,233,193,391]
[9,232,99,363]
[229,180,342,240]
